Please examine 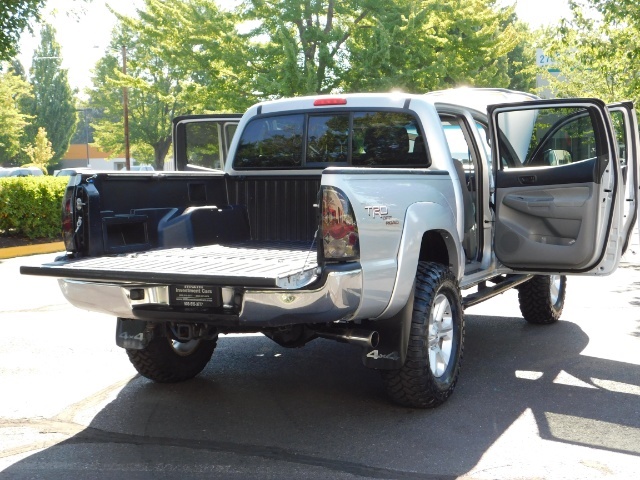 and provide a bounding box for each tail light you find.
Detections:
[321,186,359,261]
